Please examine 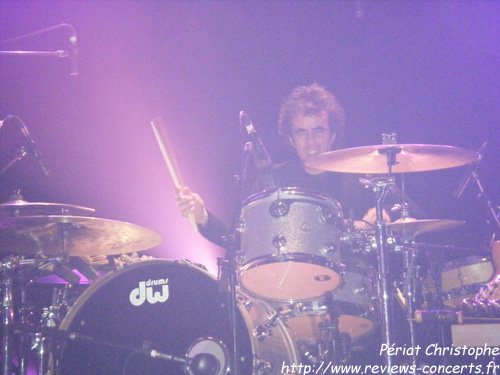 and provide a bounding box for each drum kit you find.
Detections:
[2,137,498,375]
